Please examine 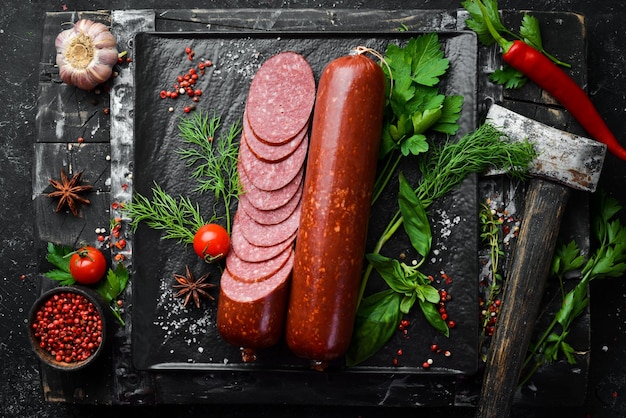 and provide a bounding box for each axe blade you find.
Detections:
[486,104,607,192]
